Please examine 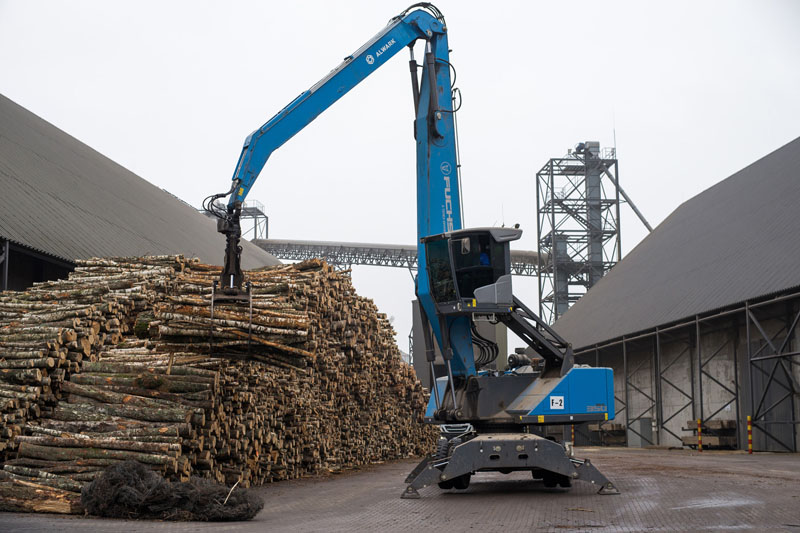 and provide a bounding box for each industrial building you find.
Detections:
[554,136,800,452]
[0,94,278,291]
